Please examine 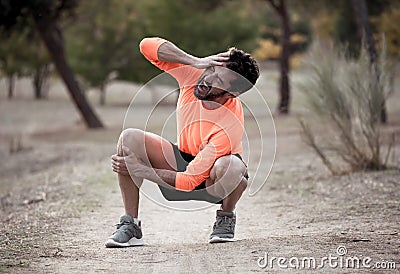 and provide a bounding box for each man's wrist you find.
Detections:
[188,56,200,67]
